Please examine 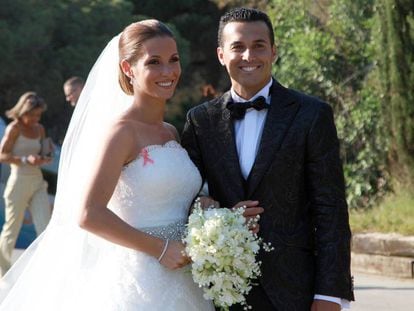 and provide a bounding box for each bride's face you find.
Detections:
[130,36,181,100]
